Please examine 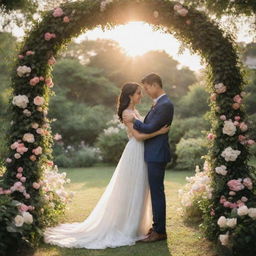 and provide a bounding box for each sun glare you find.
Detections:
[76,21,203,71]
